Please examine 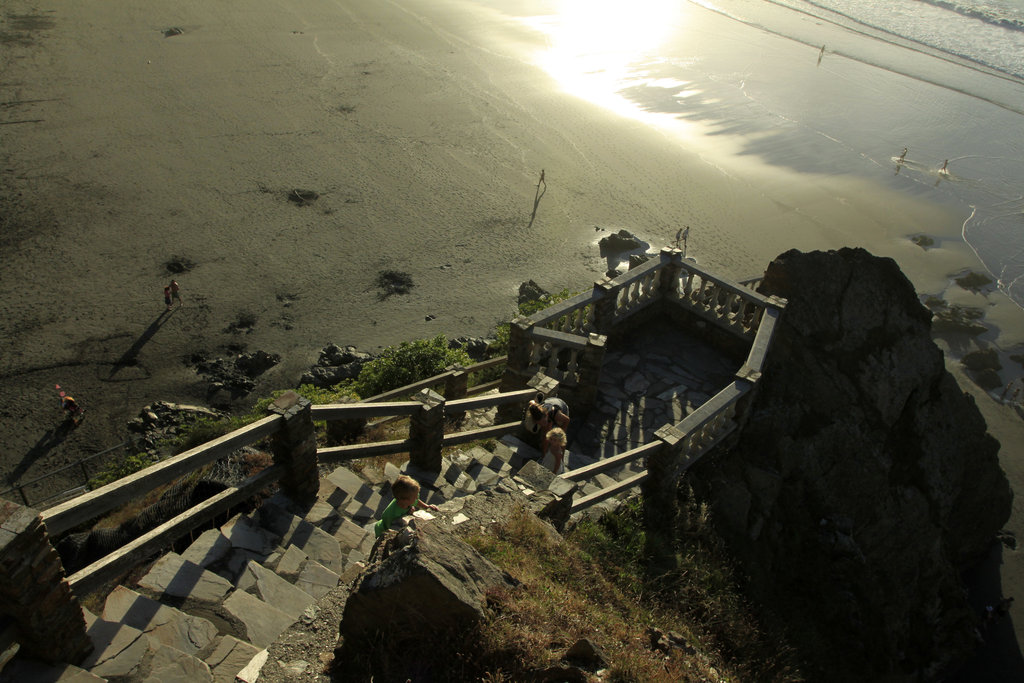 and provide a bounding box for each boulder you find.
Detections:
[339,522,517,641]
[449,336,493,361]
[301,345,373,388]
[518,280,549,305]
[690,248,1012,680]
[598,229,645,256]
[236,350,281,377]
